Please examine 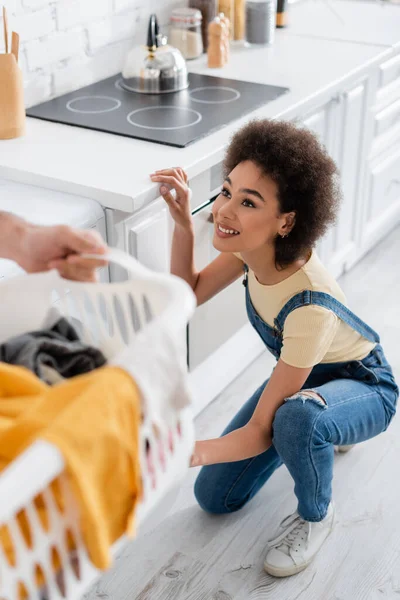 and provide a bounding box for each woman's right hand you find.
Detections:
[150,168,192,229]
